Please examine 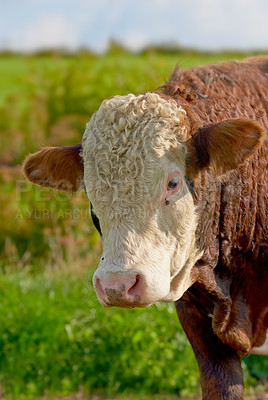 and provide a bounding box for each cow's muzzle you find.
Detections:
[94,272,149,307]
